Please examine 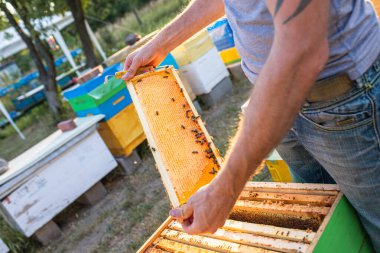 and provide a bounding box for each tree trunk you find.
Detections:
[66,0,100,68]
[5,1,62,119]
[132,8,143,26]
[1,2,61,119]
